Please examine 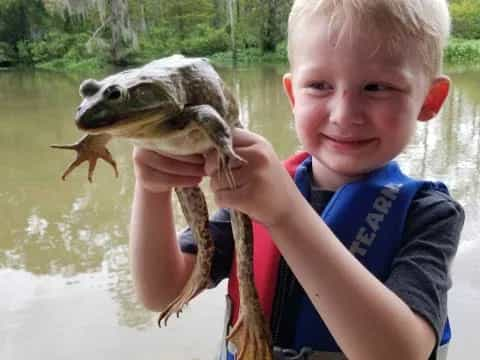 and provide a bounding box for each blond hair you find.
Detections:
[287,0,451,77]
